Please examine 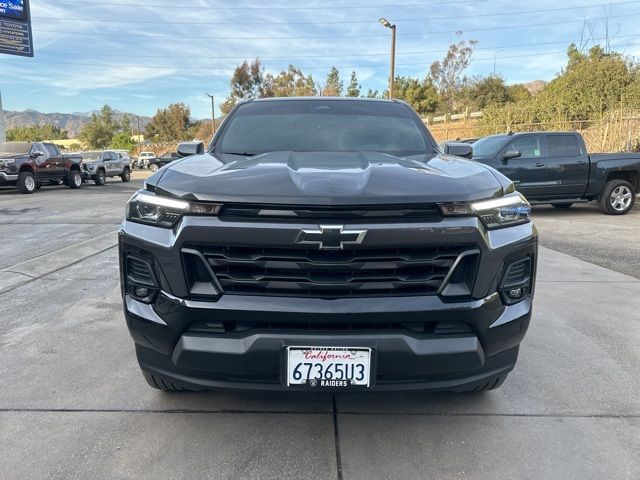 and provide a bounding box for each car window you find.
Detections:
[44,144,59,156]
[471,136,509,157]
[510,136,541,159]
[547,135,581,157]
[217,100,431,156]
